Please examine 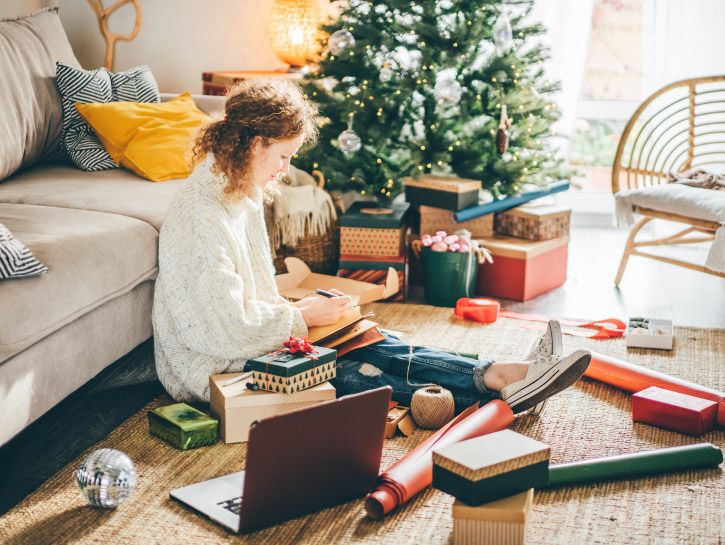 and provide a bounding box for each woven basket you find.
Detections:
[272,171,340,275]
